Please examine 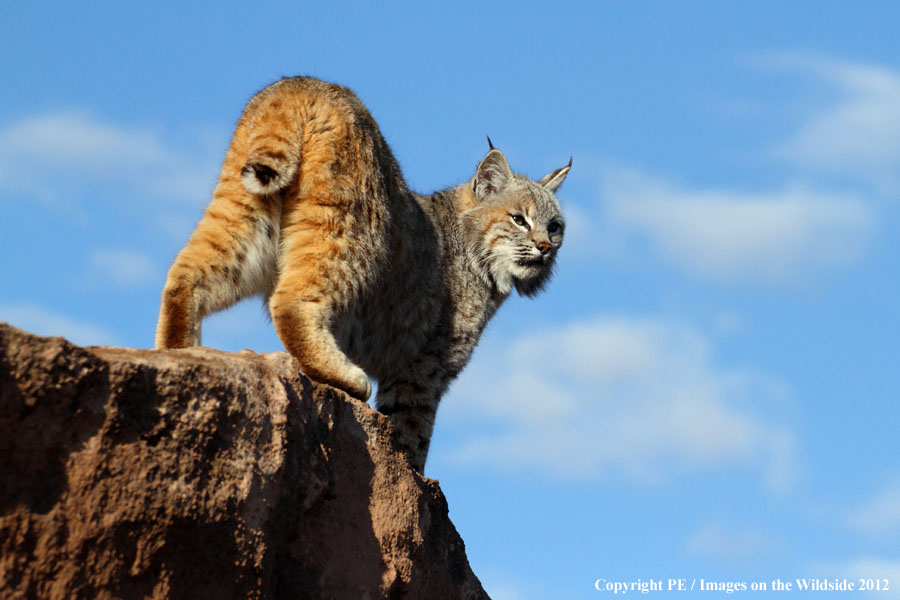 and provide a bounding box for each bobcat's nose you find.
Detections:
[536,241,551,255]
